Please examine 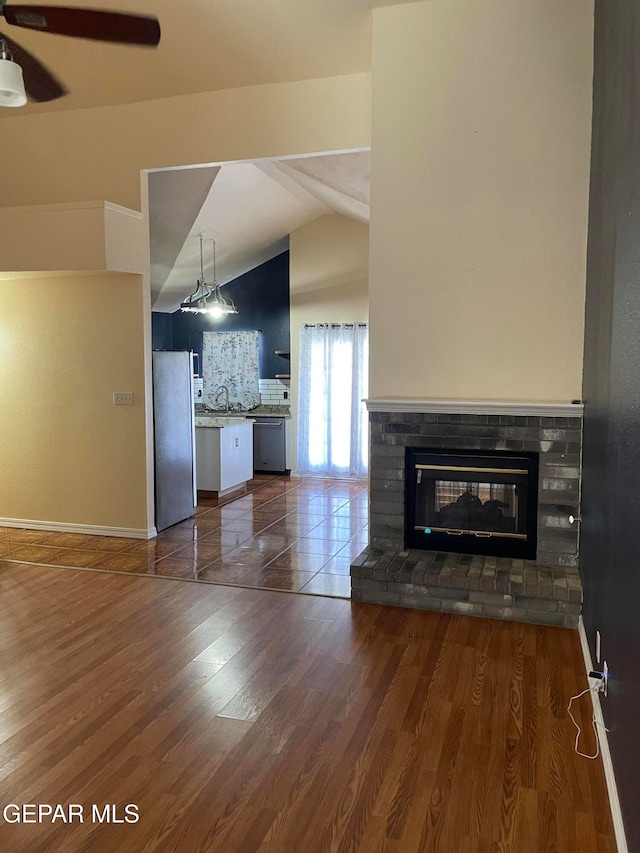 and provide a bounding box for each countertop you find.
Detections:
[195,404,291,420]
[195,416,254,429]
[247,405,291,418]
